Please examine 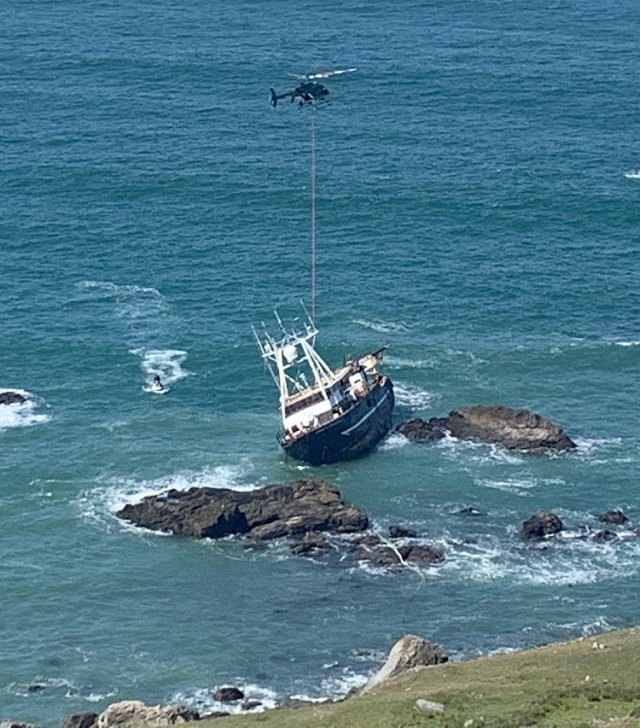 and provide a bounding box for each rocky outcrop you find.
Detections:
[63,714,98,728]
[395,418,445,443]
[1,722,40,728]
[94,701,199,728]
[116,480,368,540]
[360,635,448,694]
[397,405,576,452]
[0,391,27,406]
[214,686,244,702]
[520,511,563,540]
[351,534,444,568]
[598,510,628,525]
